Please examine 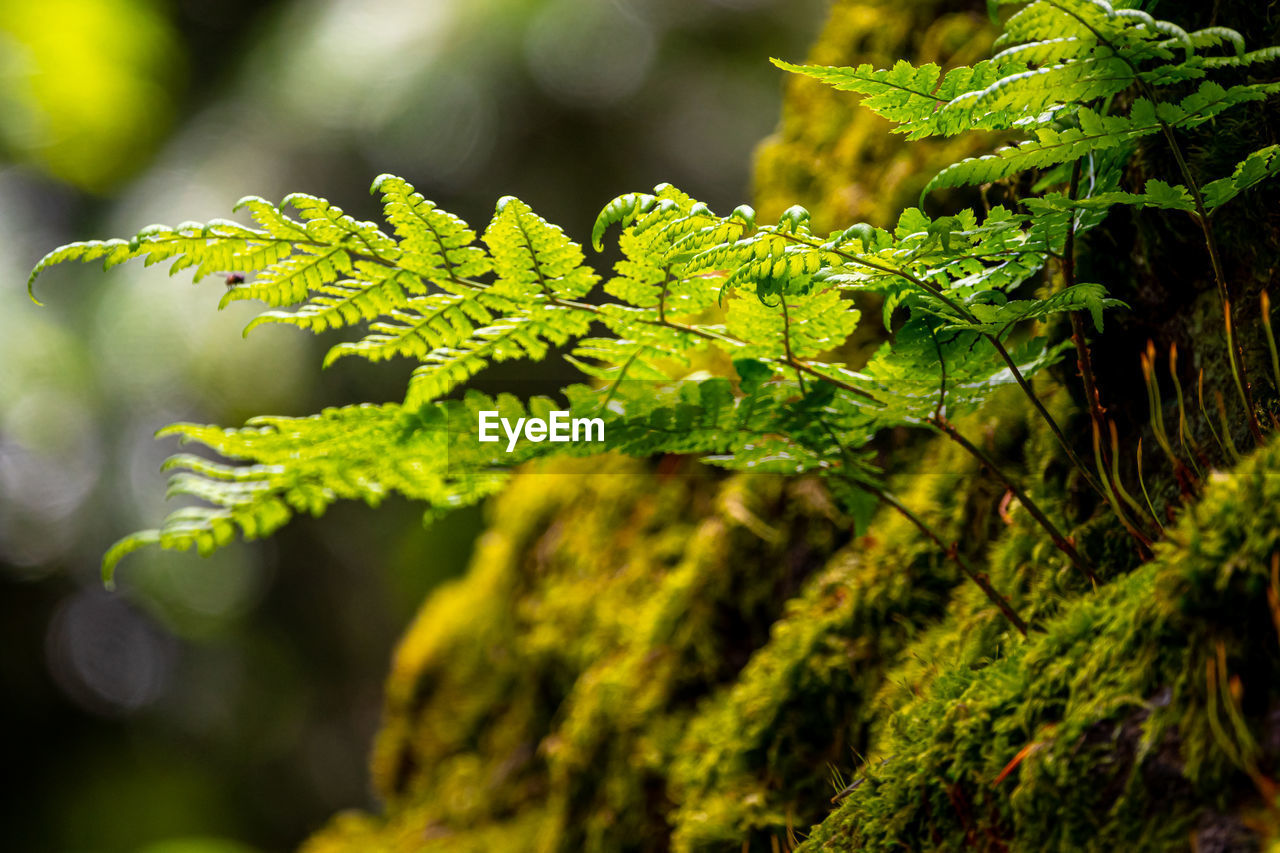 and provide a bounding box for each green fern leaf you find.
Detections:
[403,303,595,408]
[934,282,1124,335]
[28,239,136,304]
[1202,145,1280,210]
[1023,178,1196,215]
[924,103,1162,196]
[1202,45,1280,70]
[231,196,310,240]
[372,174,492,287]
[771,57,1028,140]
[726,289,861,360]
[244,272,417,336]
[322,291,508,367]
[485,197,599,299]
[220,244,355,308]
